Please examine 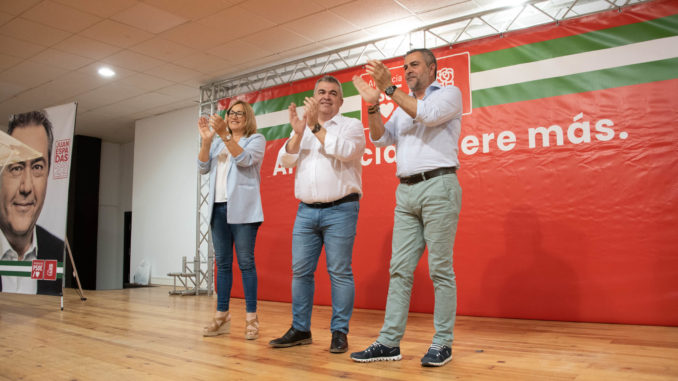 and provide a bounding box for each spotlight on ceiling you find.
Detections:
[98,67,116,78]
